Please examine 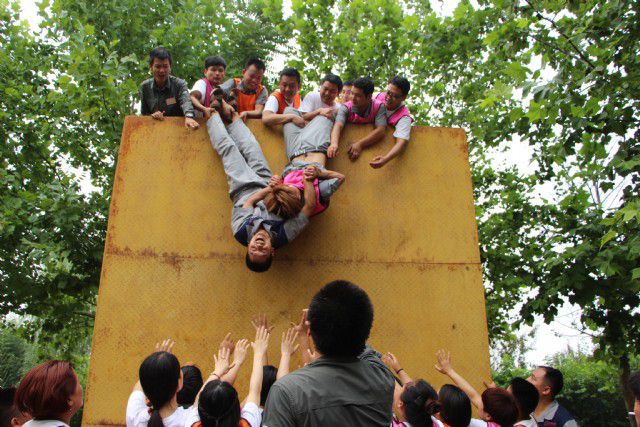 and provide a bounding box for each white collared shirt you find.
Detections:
[23,420,70,427]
